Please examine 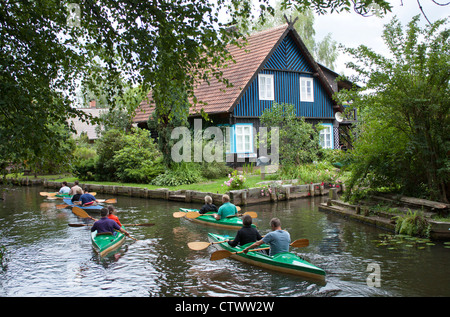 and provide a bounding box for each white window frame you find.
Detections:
[300,77,314,102]
[258,74,274,101]
[234,124,253,153]
[319,124,333,149]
